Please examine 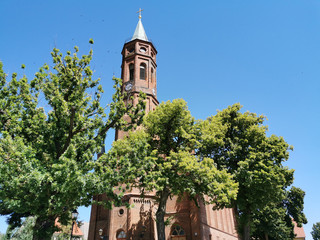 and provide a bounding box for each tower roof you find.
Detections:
[131,11,148,41]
